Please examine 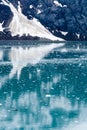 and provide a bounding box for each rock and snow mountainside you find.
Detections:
[0,0,87,40]
[0,0,64,41]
